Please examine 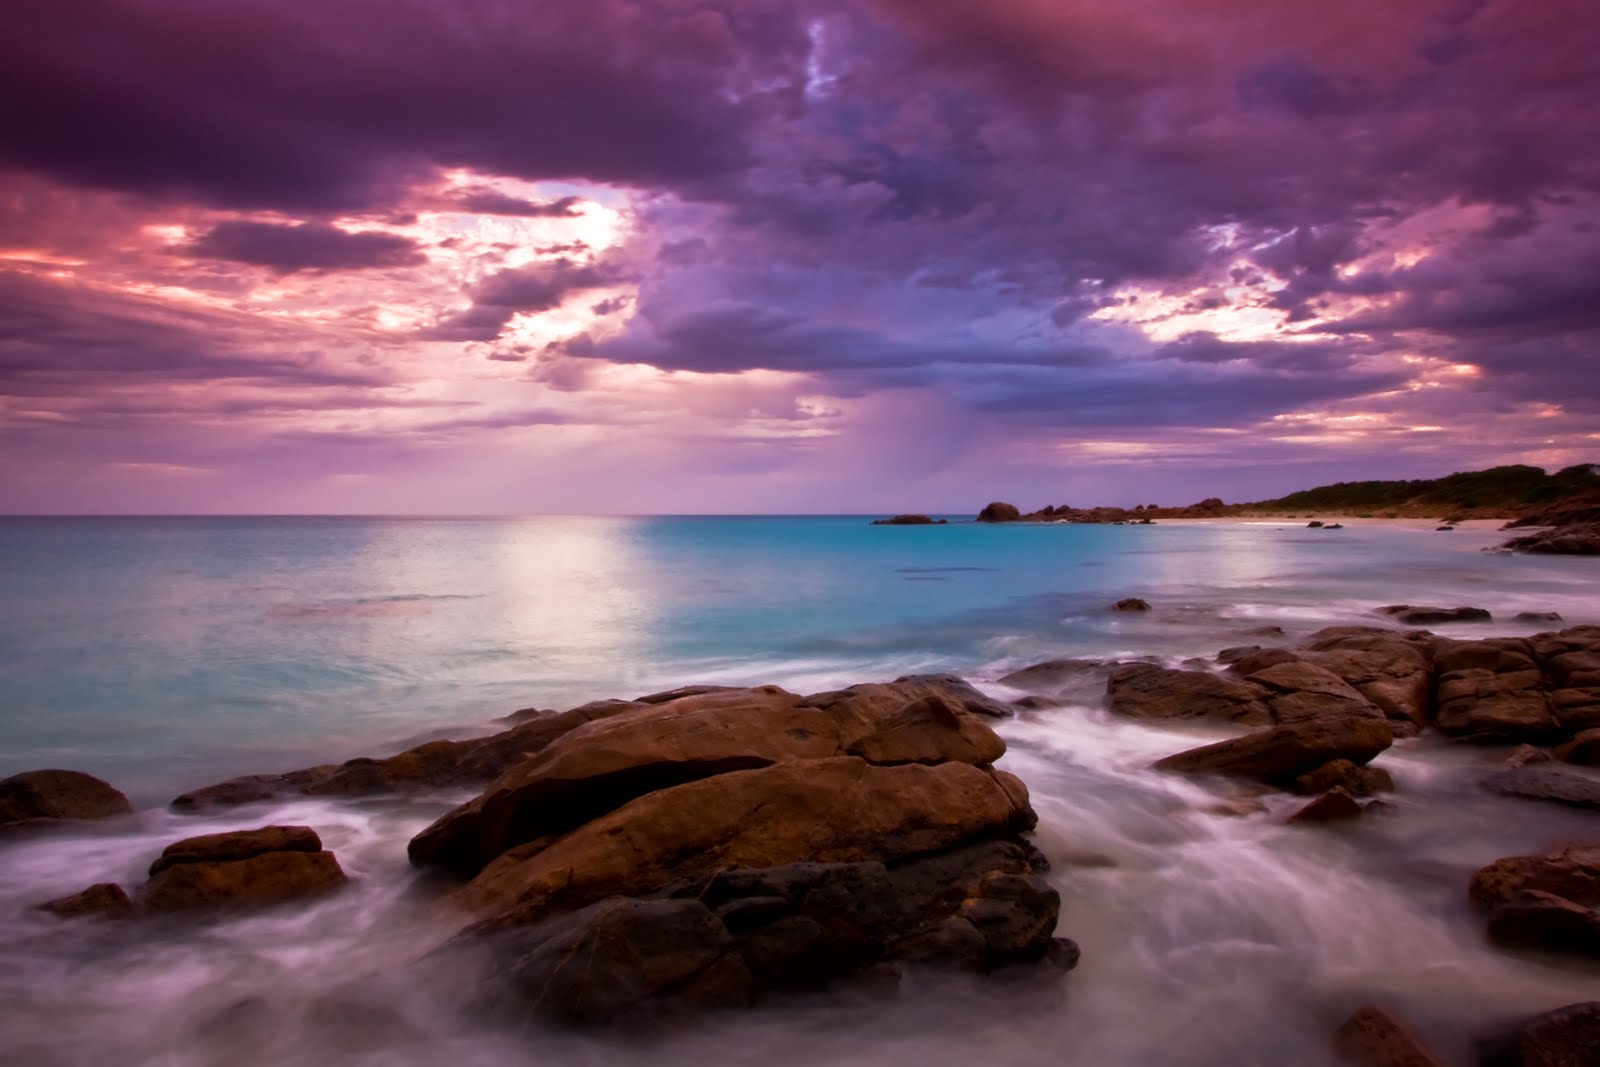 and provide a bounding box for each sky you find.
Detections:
[1,0,1597,514]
